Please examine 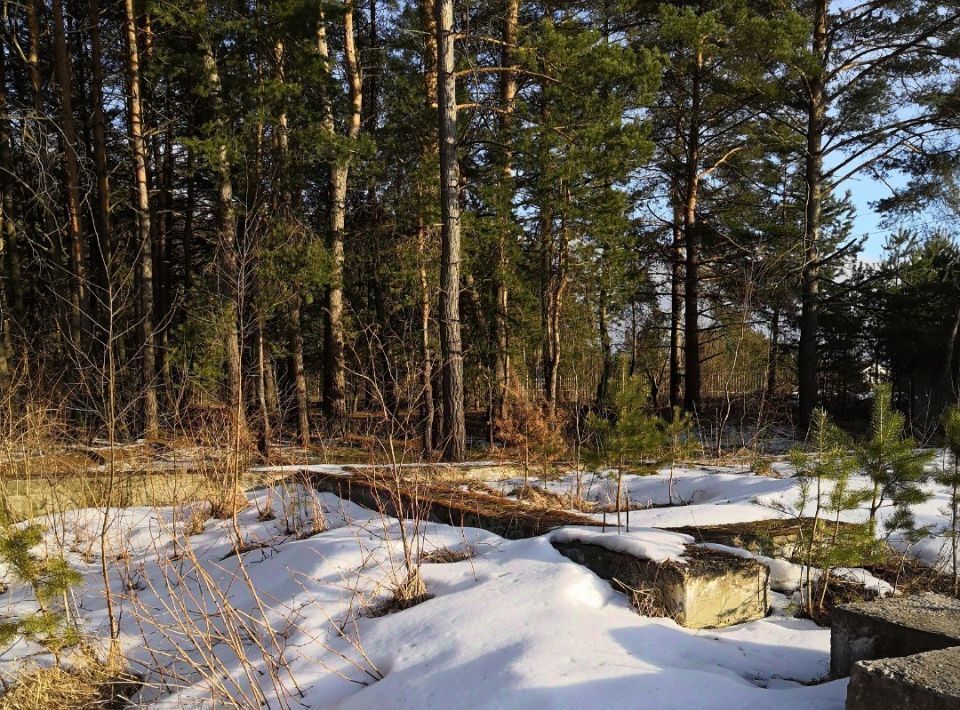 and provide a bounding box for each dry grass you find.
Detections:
[208,489,249,520]
[183,505,211,536]
[506,484,595,512]
[866,555,960,600]
[367,569,432,617]
[0,653,138,710]
[420,546,475,564]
